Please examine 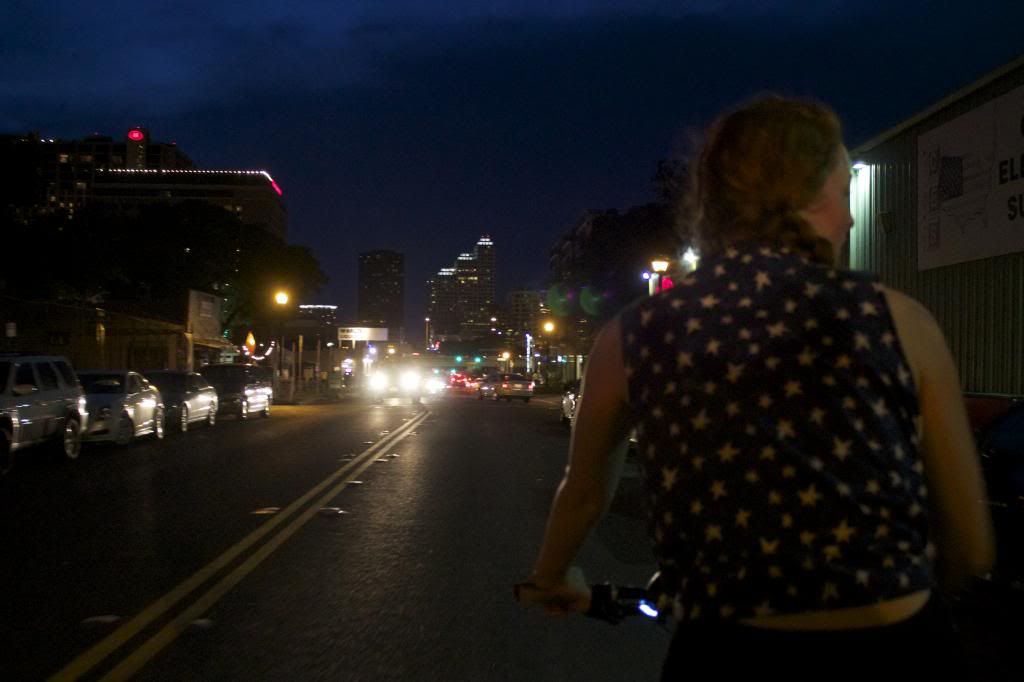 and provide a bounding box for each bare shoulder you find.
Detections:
[581,316,628,405]
[879,286,947,387]
[880,286,939,333]
[586,316,625,379]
